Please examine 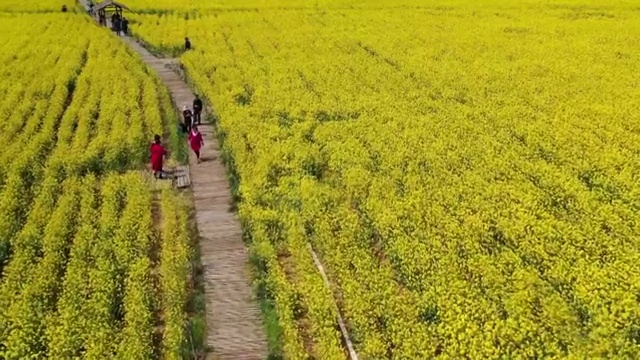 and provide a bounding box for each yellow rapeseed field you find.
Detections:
[0,10,193,359]
[0,0,75,11]
[139,0,640,358]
